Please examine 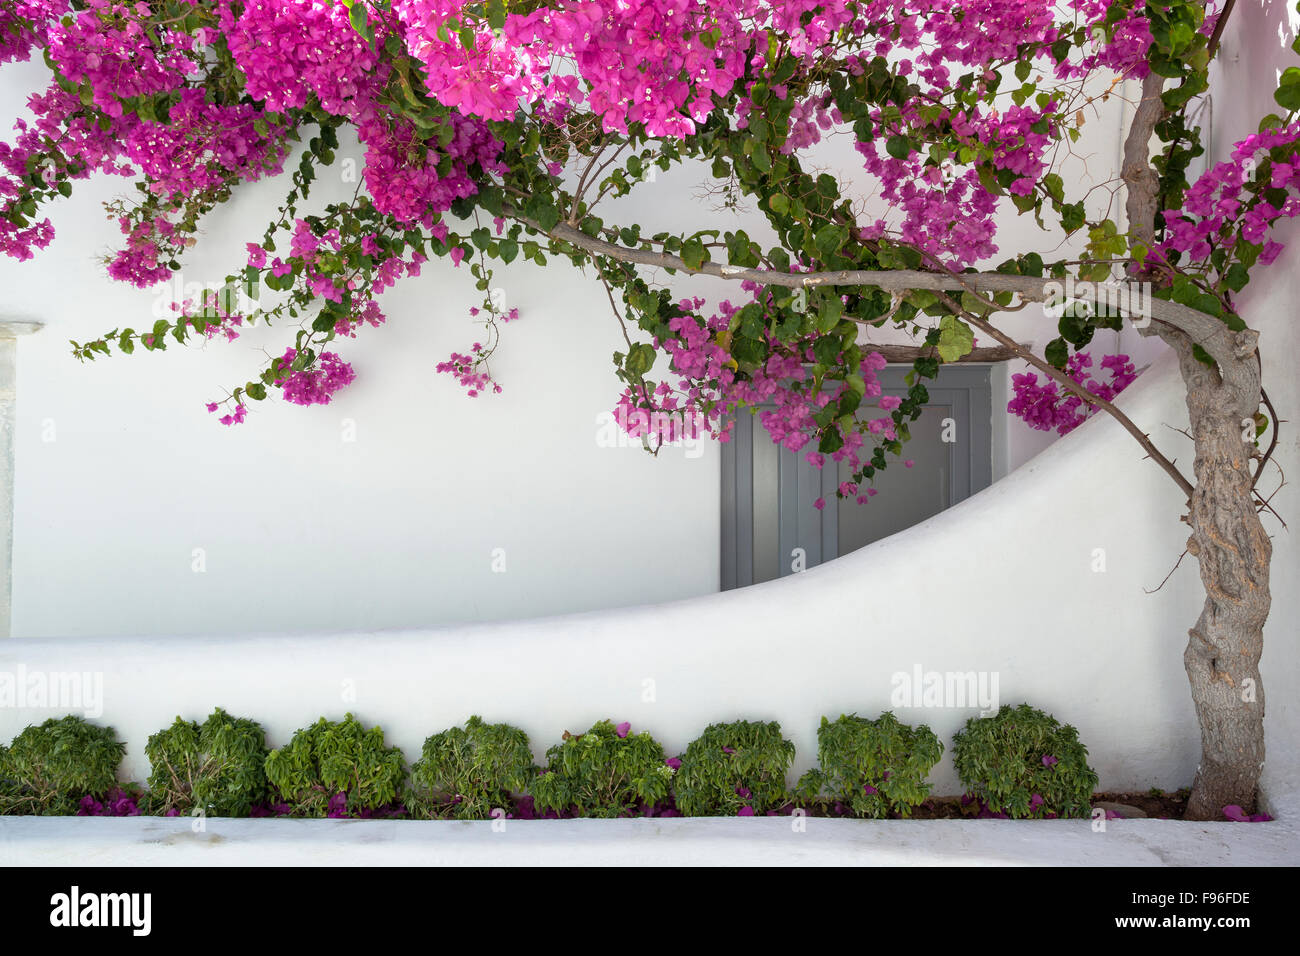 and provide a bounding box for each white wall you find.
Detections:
[0,355,1212,794]
[0,13,1295,806]
[0,56,1137,639]
[0,57,728,638]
